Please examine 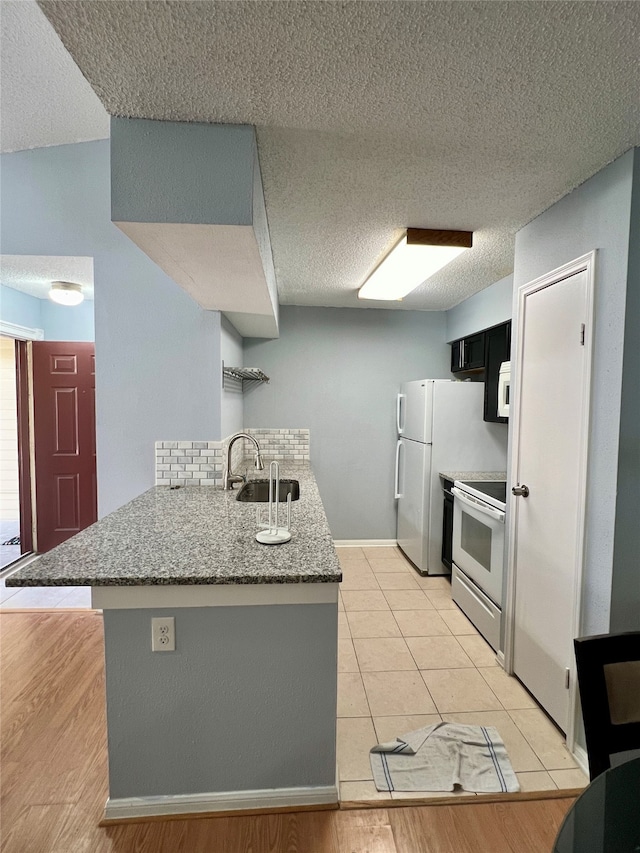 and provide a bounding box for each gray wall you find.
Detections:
[221,315,244,437]
[111,119,255,225]
[103,604,337,798]
[610,148,640,632]
[512,149,636,636]
[446,274,513,342]
[0,141,222,517]
[244,305,451,540]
